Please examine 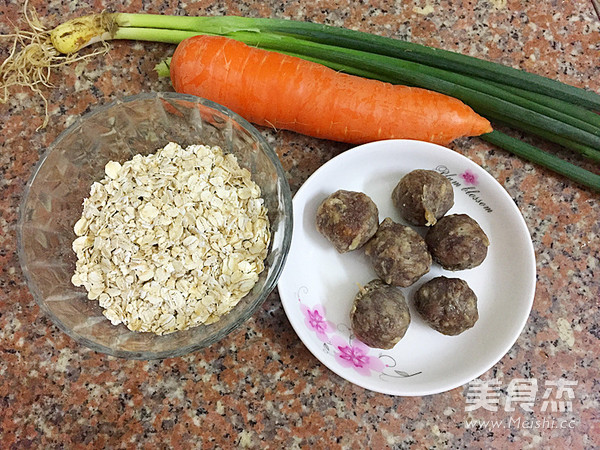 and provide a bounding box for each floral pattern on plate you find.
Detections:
[297,286,421,381]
